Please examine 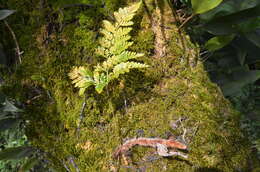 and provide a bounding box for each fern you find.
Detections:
[69,1,148,95]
